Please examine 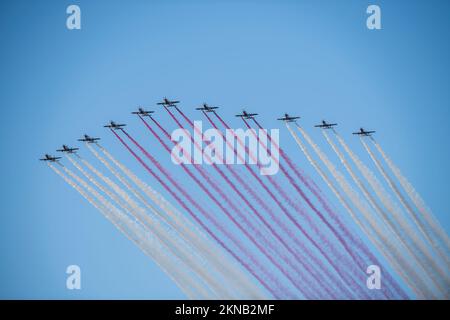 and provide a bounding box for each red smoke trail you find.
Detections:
[161,110,336,298]
[176,109,275,214]
[254,119,406,299]
[174,106,194,127]
[213,112,370,298]
[243,118,377,298]
[109,128,282,298]
[142,116,312,298]
[243,119,358,254]
[204,112,357,298]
